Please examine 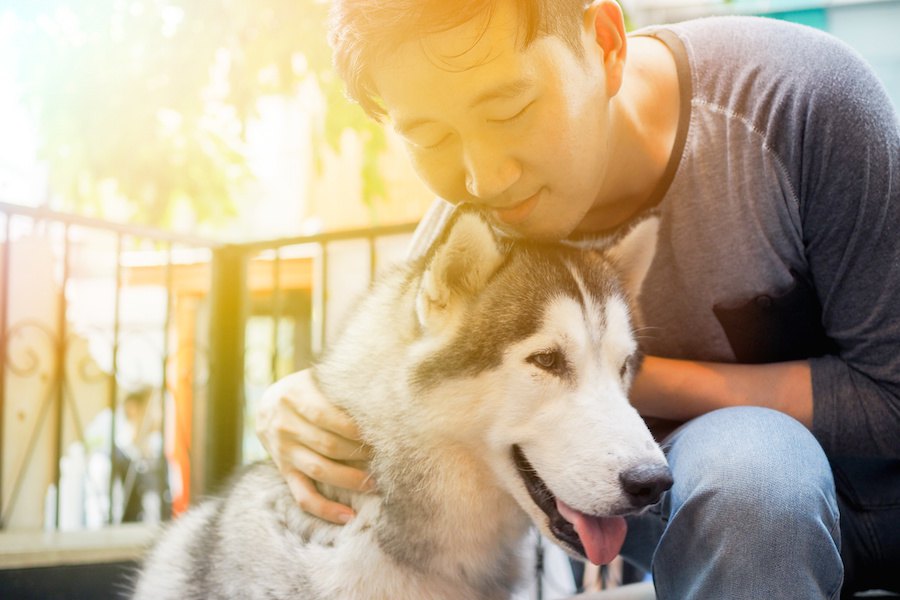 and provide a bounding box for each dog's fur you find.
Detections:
[133,209,670,600]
